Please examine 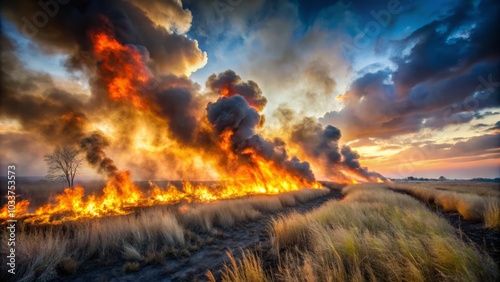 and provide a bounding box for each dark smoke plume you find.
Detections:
[291,117,384,181]
[207,95,315,183]
[291,118,342,166]
[80,132,118,177]
[151,74,202,143]
[206,70,267,111]
[341,145,386,181]
[1,0,206,76]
